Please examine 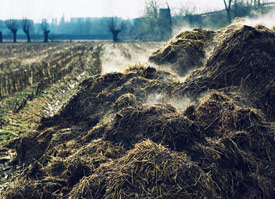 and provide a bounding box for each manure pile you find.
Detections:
[149,28,215,76]
[1,22,275,199]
